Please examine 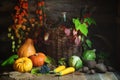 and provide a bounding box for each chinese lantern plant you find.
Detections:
[29,52,46,67]
[7,0,46,53]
